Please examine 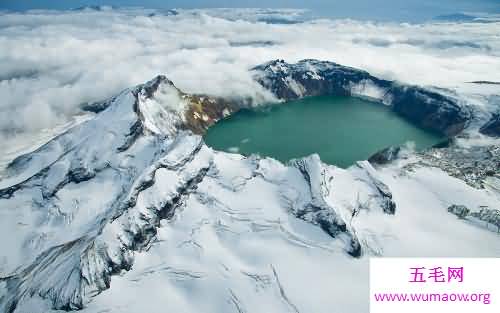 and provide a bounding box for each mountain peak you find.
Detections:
[135,74,175,99]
